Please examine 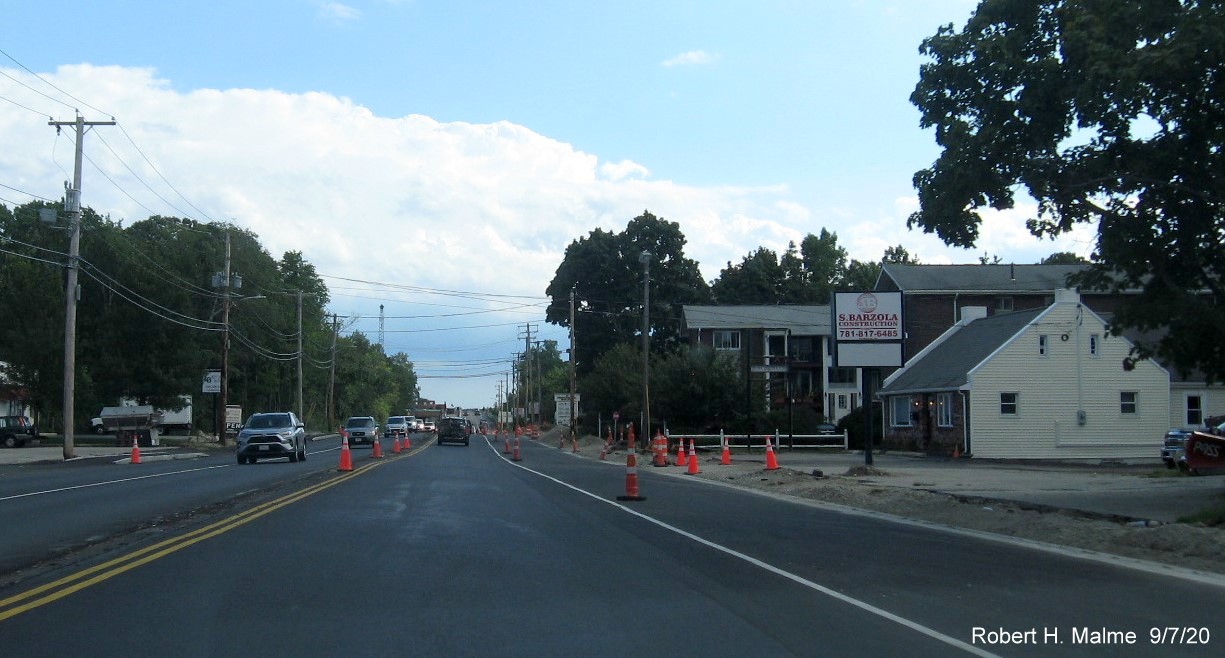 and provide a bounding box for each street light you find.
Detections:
[639,249,651,446]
